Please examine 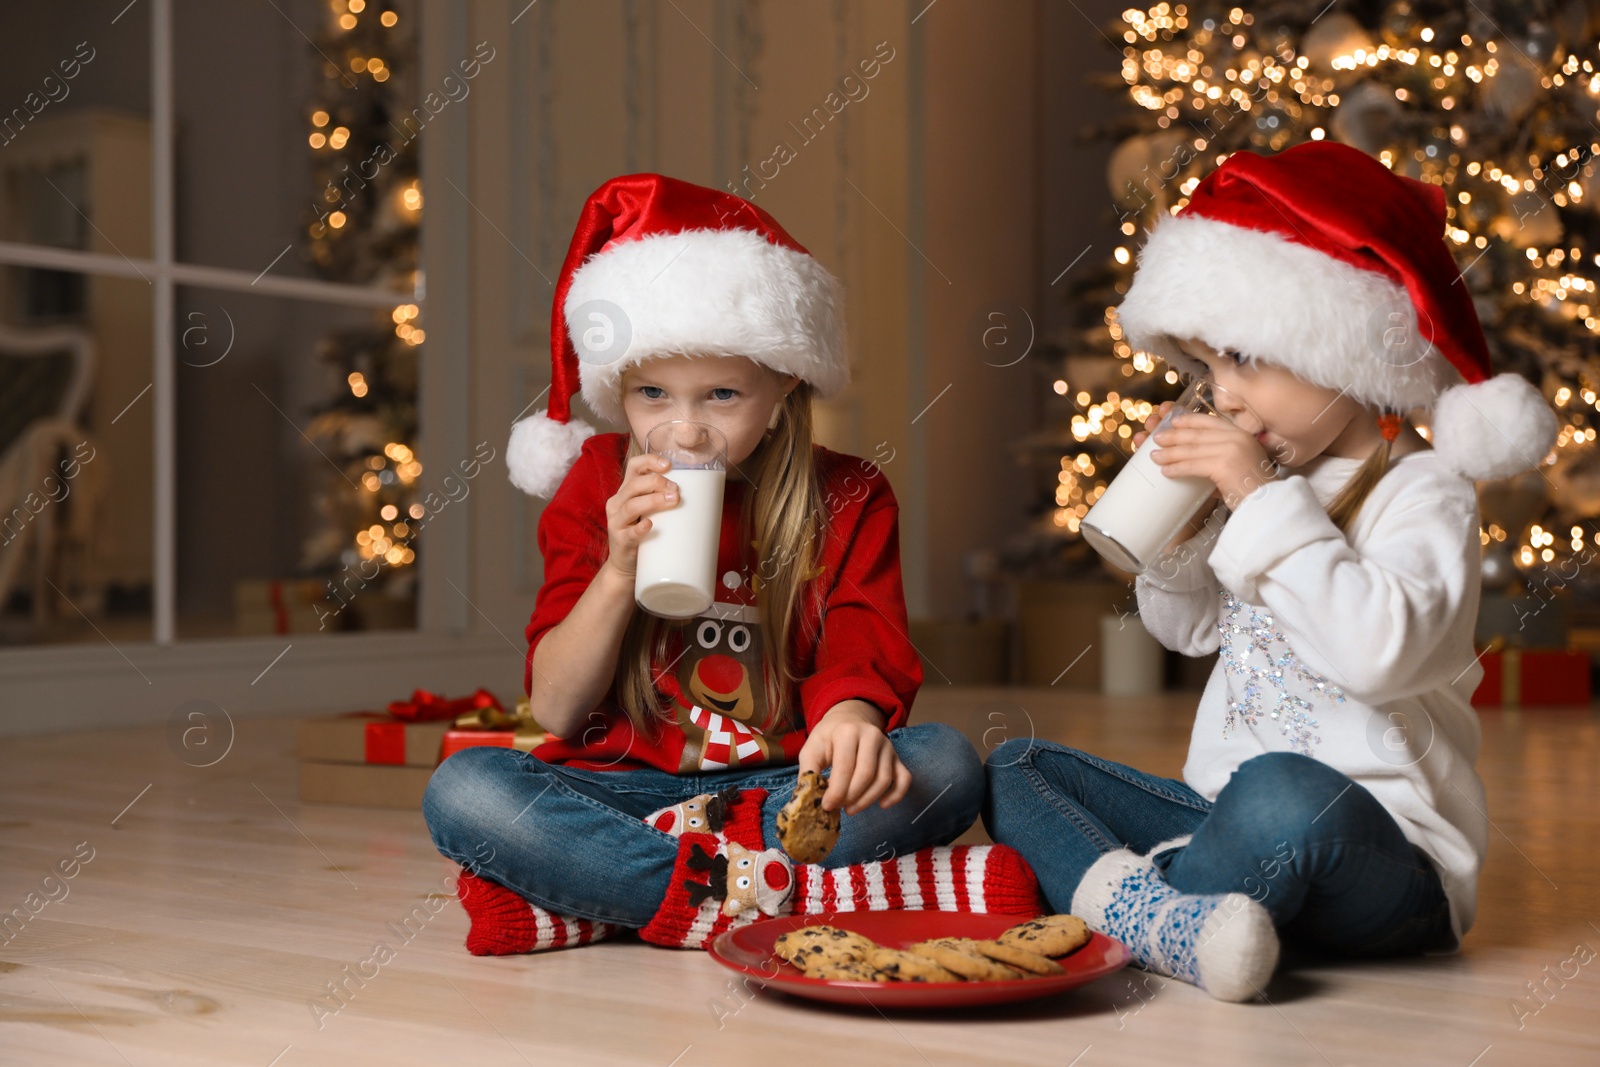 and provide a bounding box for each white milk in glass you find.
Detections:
[635,467,726,618]
[1079,431,1214,574]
